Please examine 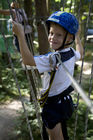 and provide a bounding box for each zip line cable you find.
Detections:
[0,22,34,140]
